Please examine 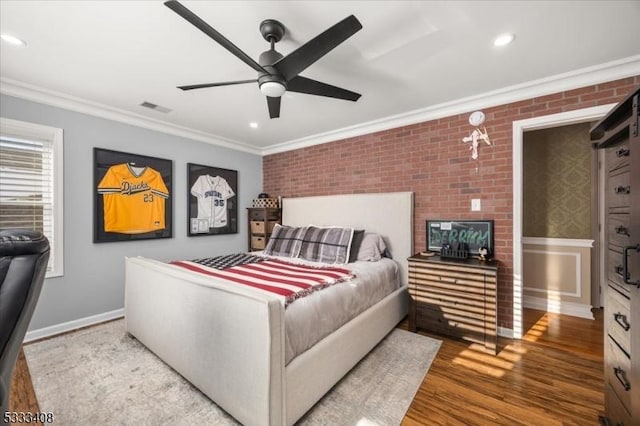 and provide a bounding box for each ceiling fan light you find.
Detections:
[260,81,286,97]
[1,33,27,47]
[493,33,515,47]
